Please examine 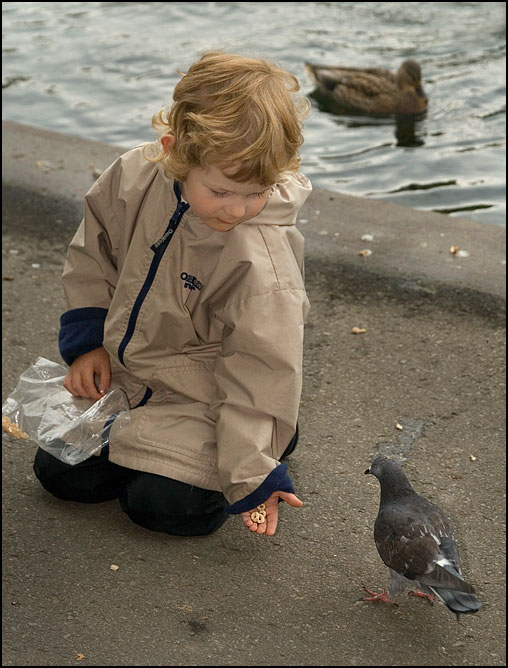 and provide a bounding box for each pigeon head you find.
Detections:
[365,455,415,499]
[365,455,403,477]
